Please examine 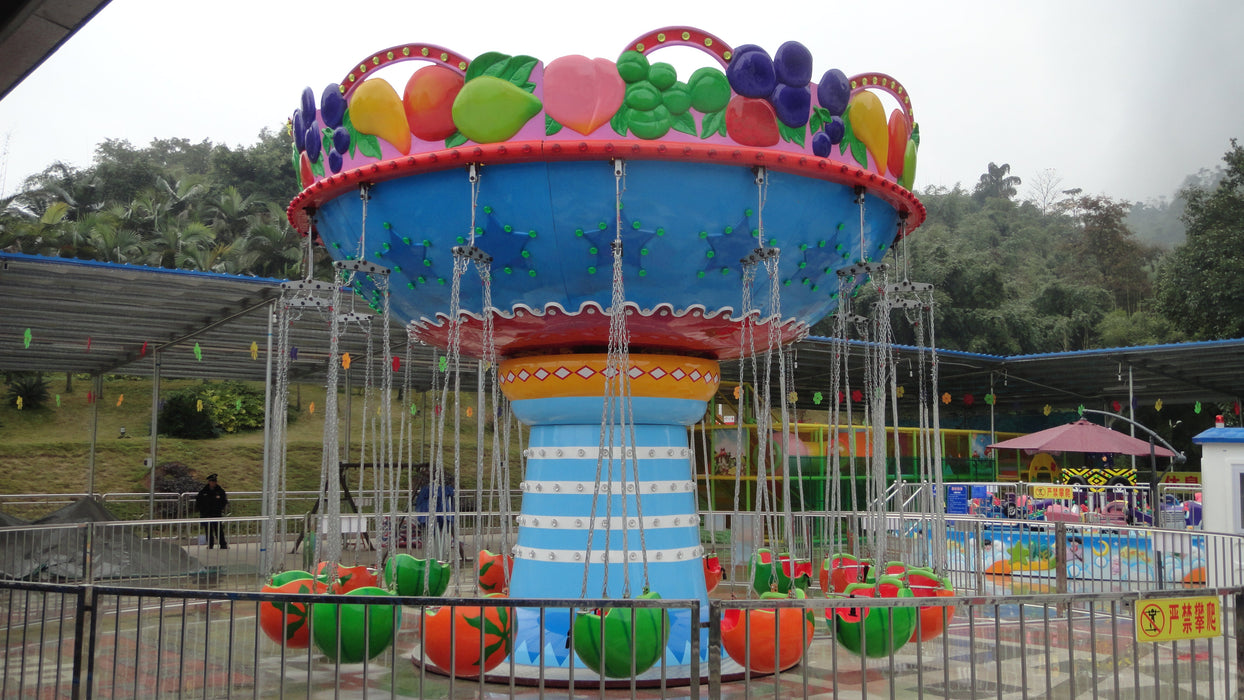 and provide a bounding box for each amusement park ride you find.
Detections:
[258,26,955,683]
